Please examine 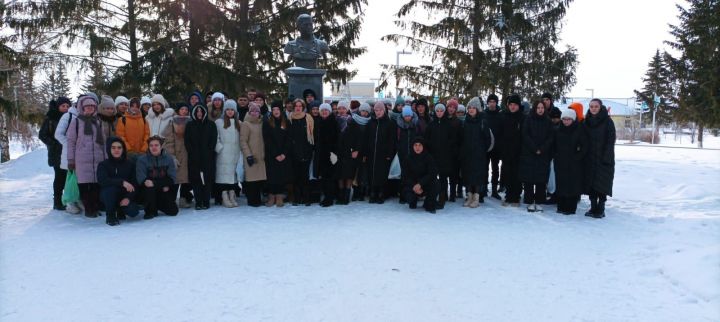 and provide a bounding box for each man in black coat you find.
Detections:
[185,104,218,210]
[500,94,525,206]
[424,103,460,209]
[39,97,71,210]
[402,137,439,214]
[97,137,139,226]
[484,94,503,199]
[583,99,616,218]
